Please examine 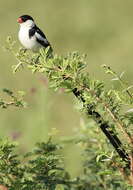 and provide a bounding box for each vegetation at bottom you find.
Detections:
[0,39,133,189]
